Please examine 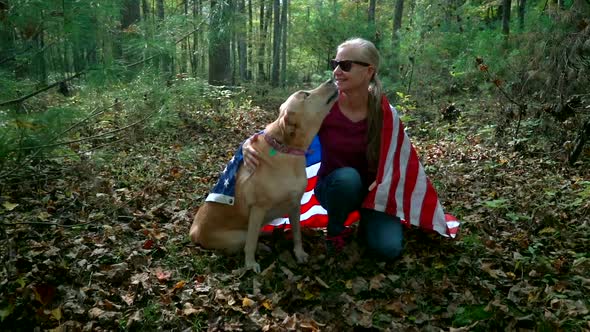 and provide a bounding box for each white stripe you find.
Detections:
[374,106,398,211]
[446,221,461,229]
[306,162,320,178]
[409,167,427,227]
[300,189,316,205]
[432,203,449,236]
[394,125,411,222]
[205,193,234,205]
[269,205,327,226]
